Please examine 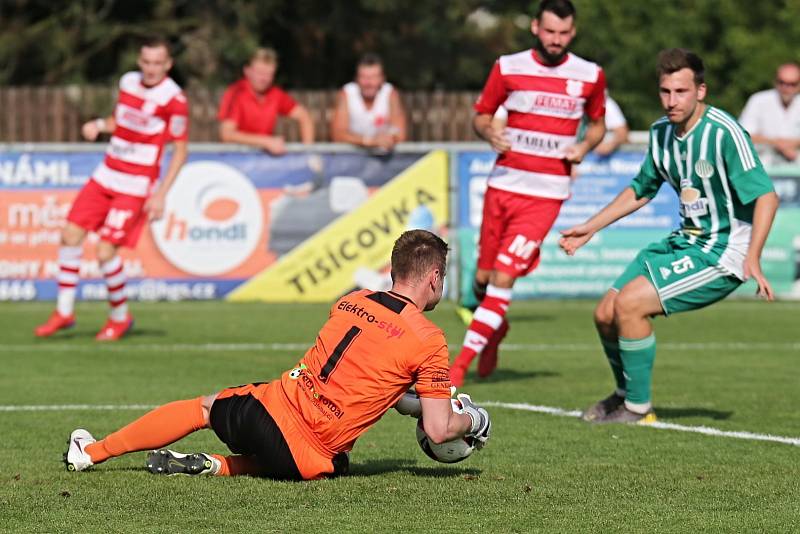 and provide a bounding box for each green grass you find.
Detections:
[1,299,799,533]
